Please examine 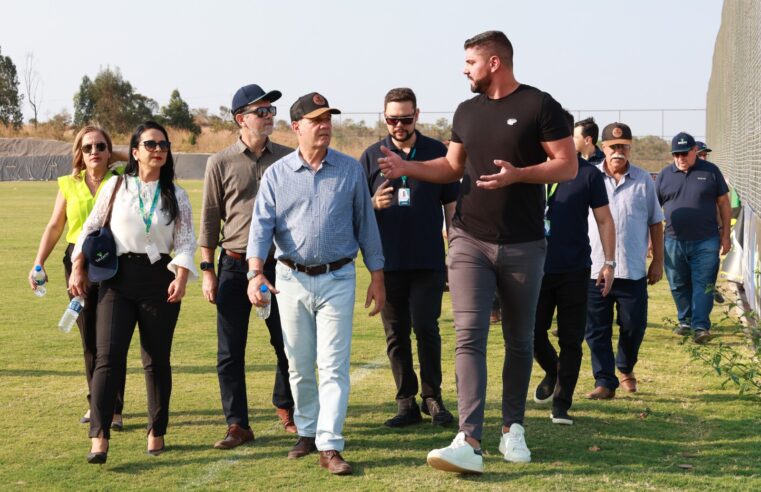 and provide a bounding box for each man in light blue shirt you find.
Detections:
[246,92,385,476]
[586,122,664,400]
